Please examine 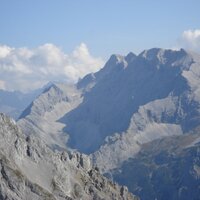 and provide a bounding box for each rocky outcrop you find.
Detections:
[0,113,138,200]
